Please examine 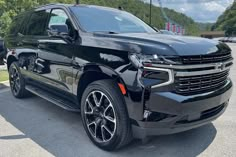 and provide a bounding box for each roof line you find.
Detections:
[34,3,61,9]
